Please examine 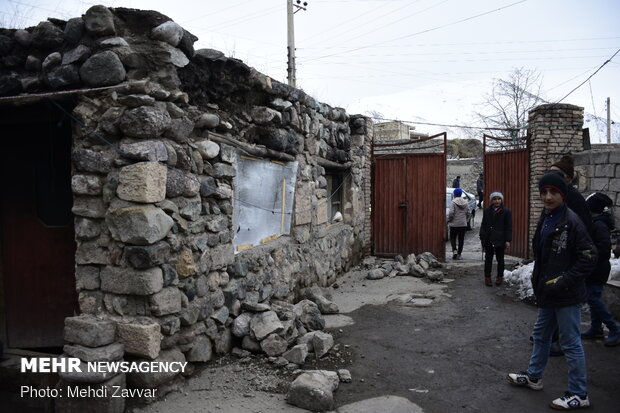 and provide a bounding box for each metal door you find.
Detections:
[483,134,530,258]
[373,133,447,259]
